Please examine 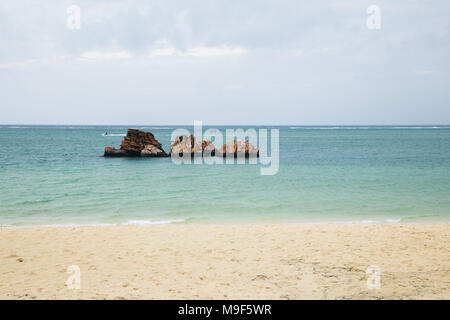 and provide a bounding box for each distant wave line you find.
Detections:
[289,126,448,130]
[139,127,174,130]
